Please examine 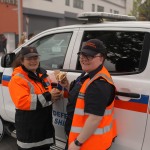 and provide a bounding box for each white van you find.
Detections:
[0,12,150,150]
